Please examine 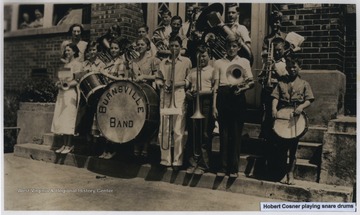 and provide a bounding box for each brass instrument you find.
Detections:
[61,81,70,90]
[196,3,253,63]
[97,51,113,64]
[191,53,205,120]
[57,68,74,91]
[160,51,181,150]
[190,53,205,158]
[124,43,140,62]
[153,26,169,51]
[226,63,251,95]
[259,41,275,91]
